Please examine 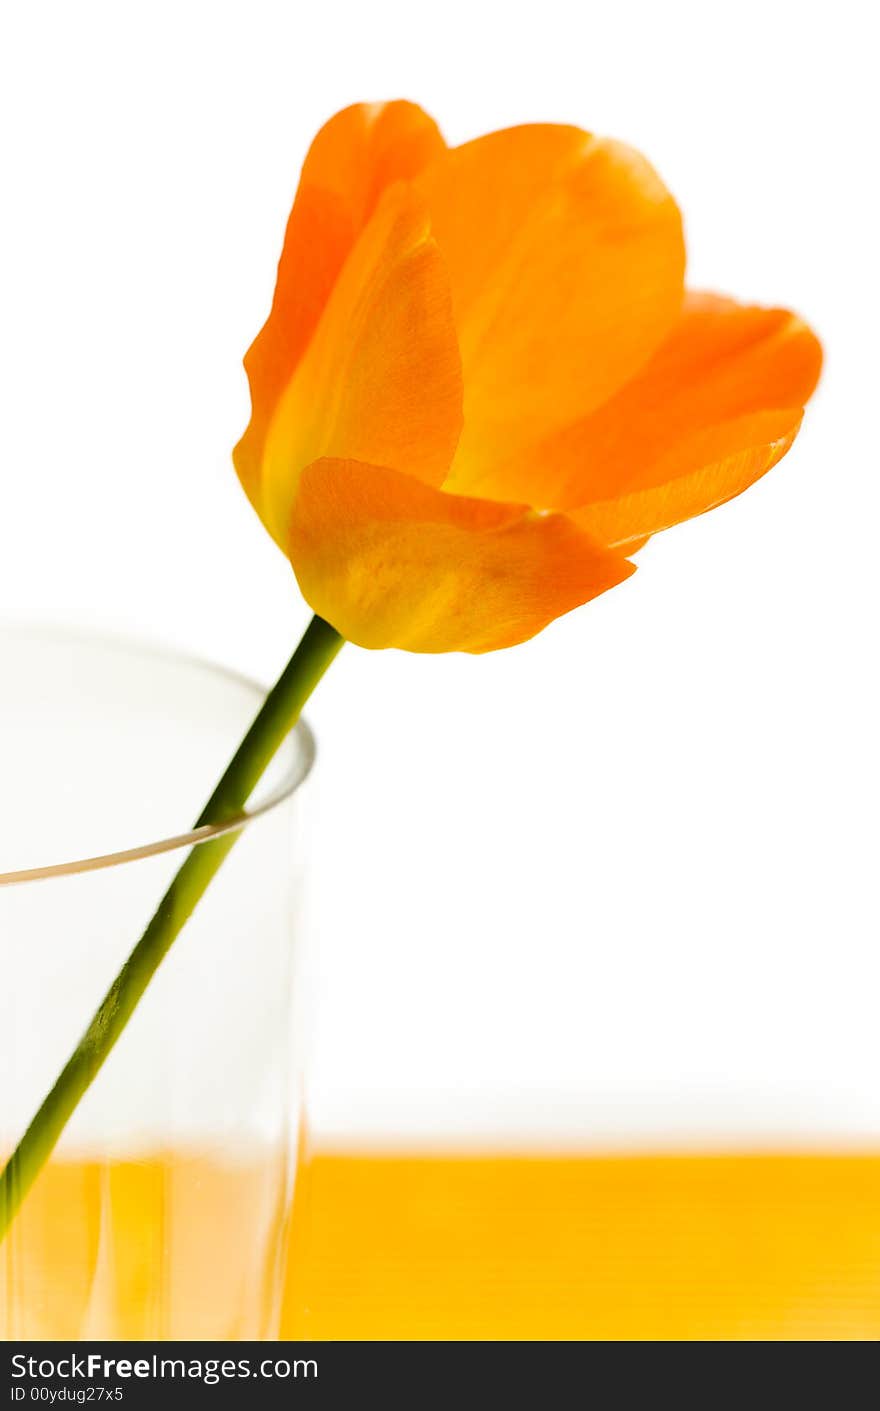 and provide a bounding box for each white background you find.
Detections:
[1,0,877,1147]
